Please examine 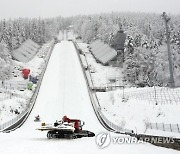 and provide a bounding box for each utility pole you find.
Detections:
[162,12,175,88]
